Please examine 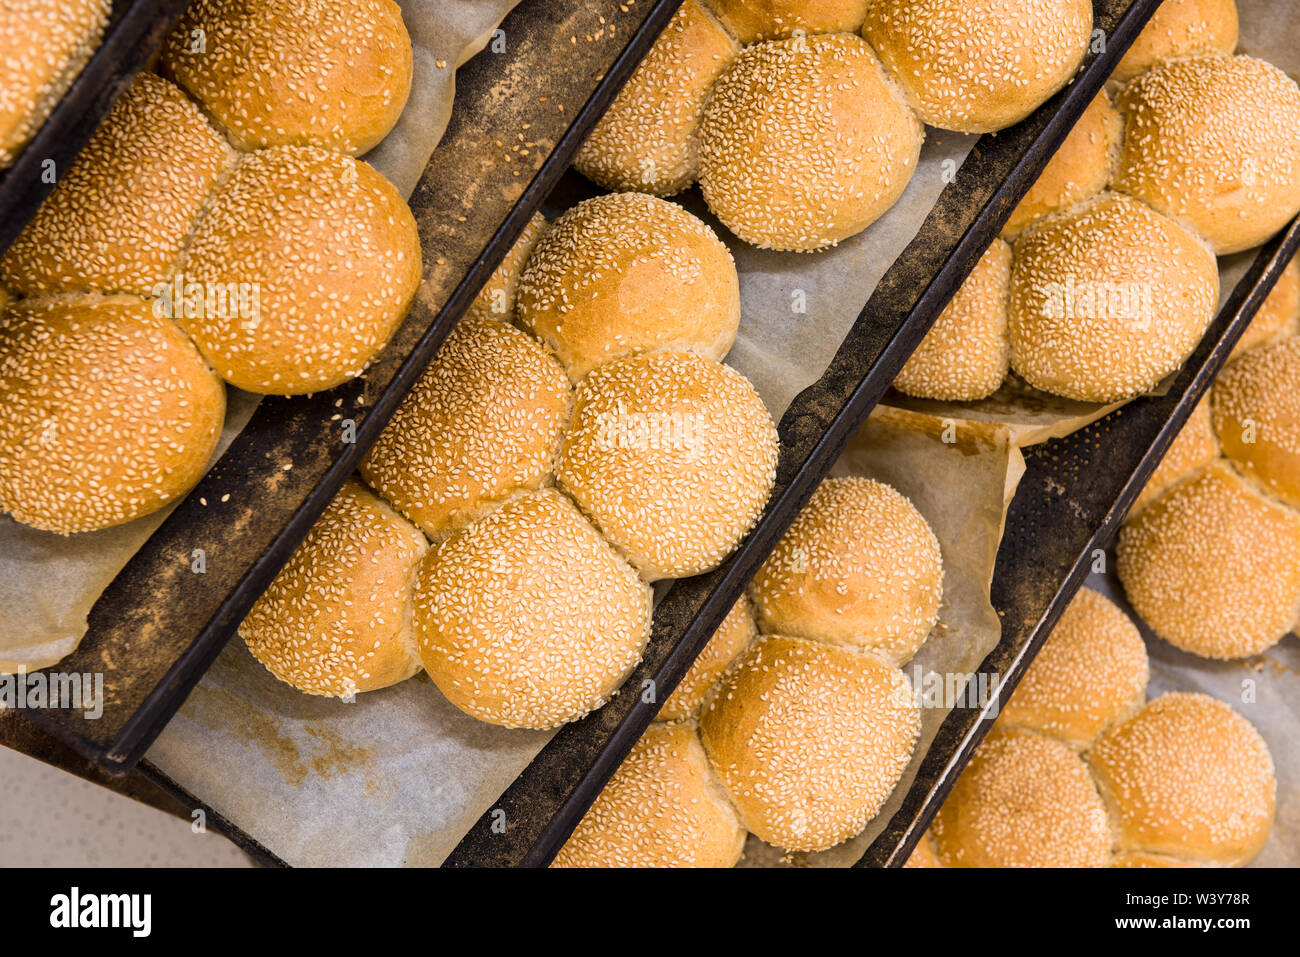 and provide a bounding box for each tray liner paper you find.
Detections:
[0,0,526,671]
